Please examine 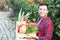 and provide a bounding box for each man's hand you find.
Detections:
[24,34,39,40]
